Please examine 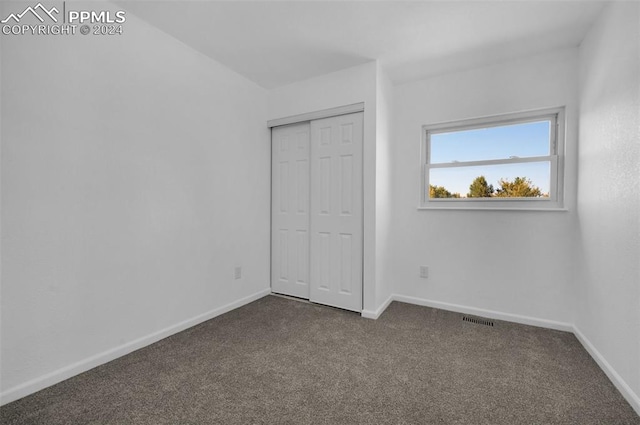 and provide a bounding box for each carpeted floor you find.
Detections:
[1,295,639,424]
